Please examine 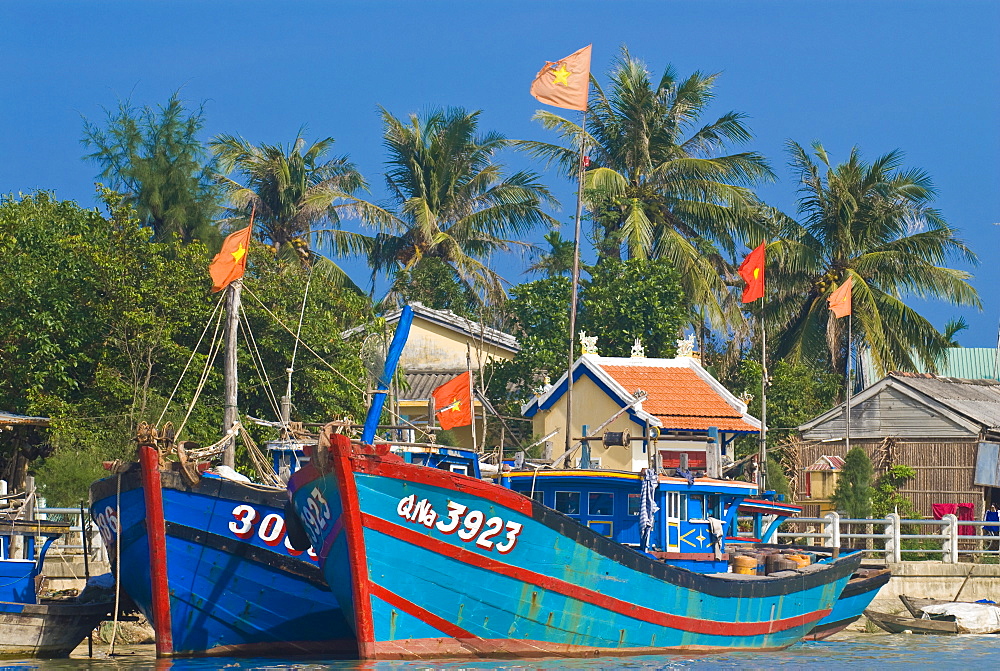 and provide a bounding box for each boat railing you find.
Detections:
[22,507,108,563]
[771,511,1000,563]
